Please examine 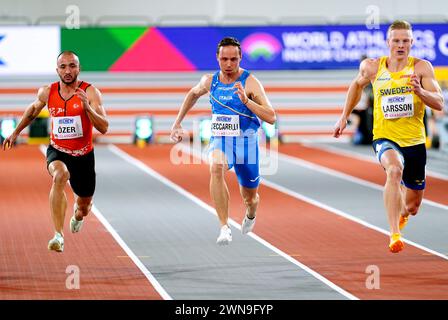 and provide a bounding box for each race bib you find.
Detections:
[52,116,83,140]
[211,114,240,137]
[381,94,414,119]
